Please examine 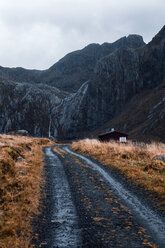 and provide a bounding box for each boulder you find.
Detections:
[8,130,29,136]
[153,155,165,162]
